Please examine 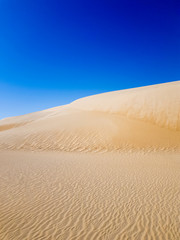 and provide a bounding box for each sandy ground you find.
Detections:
[0,150,179,240]
[0,81,180,239]
[0,81,180,152]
